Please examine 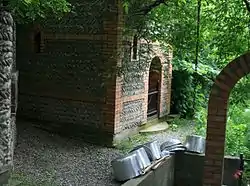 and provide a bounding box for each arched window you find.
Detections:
[34,31,42,53]
[132,35,138,60]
